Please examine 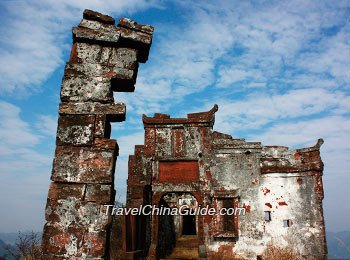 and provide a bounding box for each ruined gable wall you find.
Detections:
[258,143,327,258]
[210,135,327,259]
[126,107,327,260]
[41,10,153,260]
